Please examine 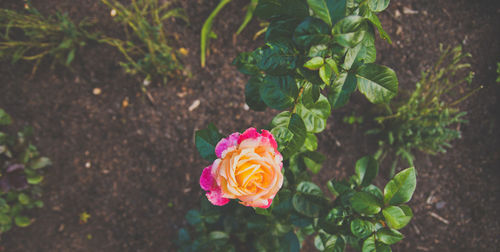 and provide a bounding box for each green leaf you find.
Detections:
[328,0,347,25]
[200,0,232,67]
[0,199,9,213]
[236,0,258,35]
[355,63,398,104]
[304,133,318,151]
[271,113,306,158]
[332,15,367,48]
[309,44,329,58]
[319,207,345,233]
[293,181,324,217]
[326,179,352,197]
[245,76,267,111]
[382,206,412,229]
[351,218,375,239]
[301,82,320,107]
[314,230,345,251]
[255,0,309,20]
[343,26,376,70]
[302,151,325,174]
[361,185,383,201]
[296,94,331,133]
[355,156,379,187]
[0,213,11,225]
[195,124,224,161]
[362,7,392,43]
[178,228,190,244]
[14,216,31,227]
[233,51,261,75]
[30,157,52,169]
[328,72,357,109]
[307,0,333,26]
[293,17,330,48]
[383,167,417,205]
[185,209,202,226]
[0,109,12,125]
[376,228,403,245]
[27,175,43,184]
[18,193,30,205]
[280,231,300,252]
[260,75,298,110]
[265,18,302,42]
[304,57,325,70]
[368,0,390,12]
[208,231,229,247]
[362,235,391,252]
[350,192,382,215]
[257,42,298,75]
